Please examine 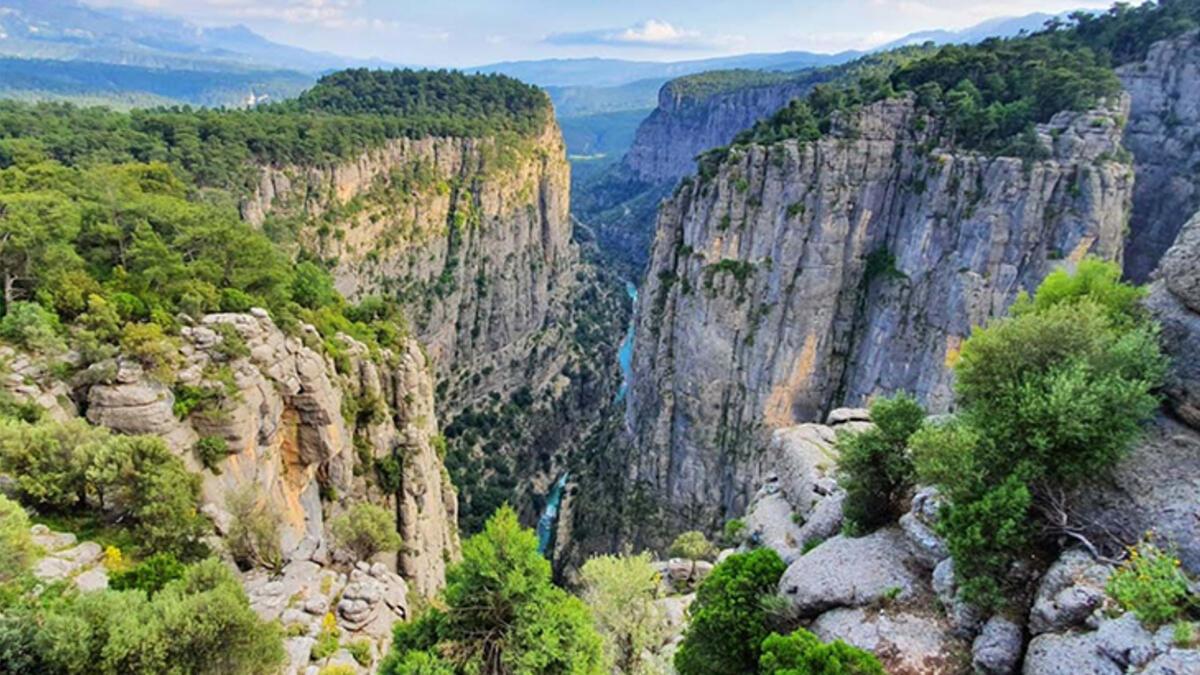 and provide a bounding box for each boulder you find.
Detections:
[1143,650,1200,674]
[778,528,925,617]
[29,525,76,552]
[899,488,949,568]
[1028,549,1112,636]
[74,566,109,593]
[283,637,316,675]
[33,541,103,582]
[1022,632,1121,675]
[826,408,871,426]
[1094,612,1157,669]
[972,616,1024,675]
[810,607,967,674]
